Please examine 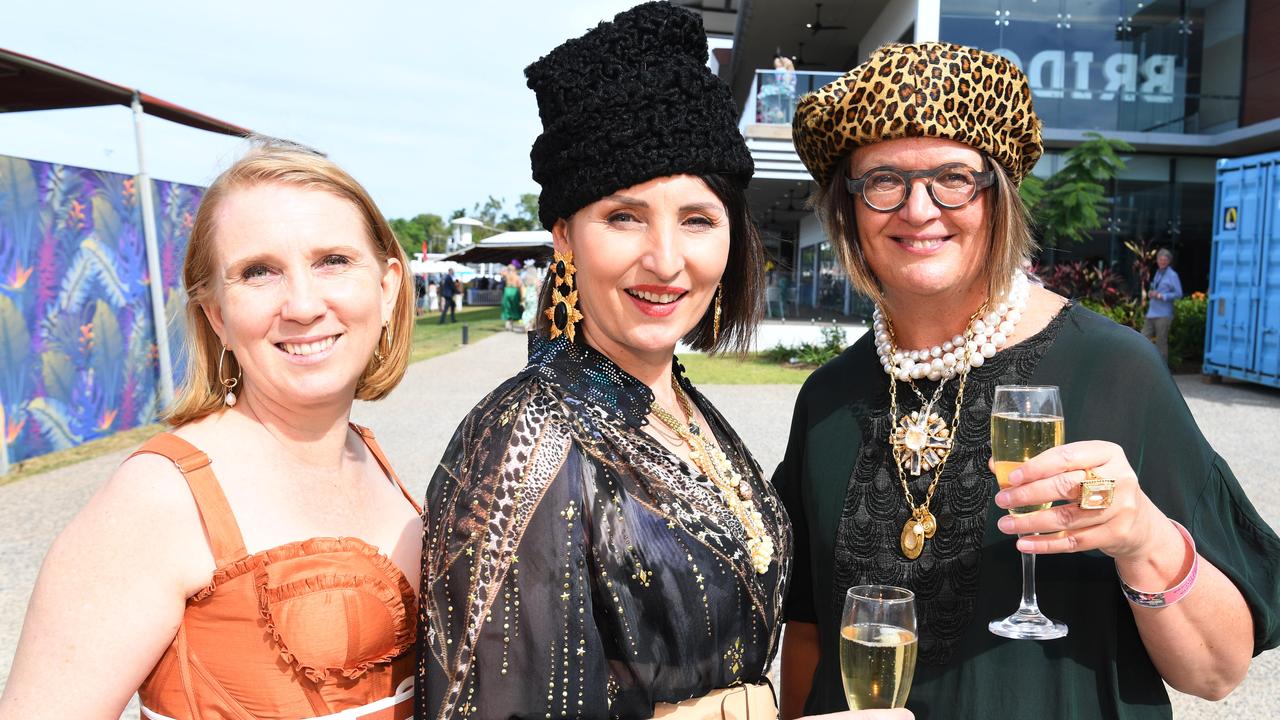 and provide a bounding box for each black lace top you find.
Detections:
[832,305,1070,665]
[775,303,1280,720]
[418,334,792,720]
